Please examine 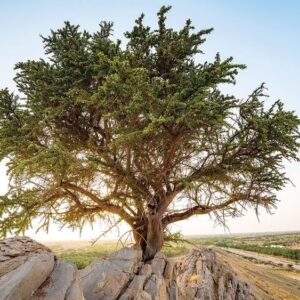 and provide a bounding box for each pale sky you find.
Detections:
[0,1,299,241]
